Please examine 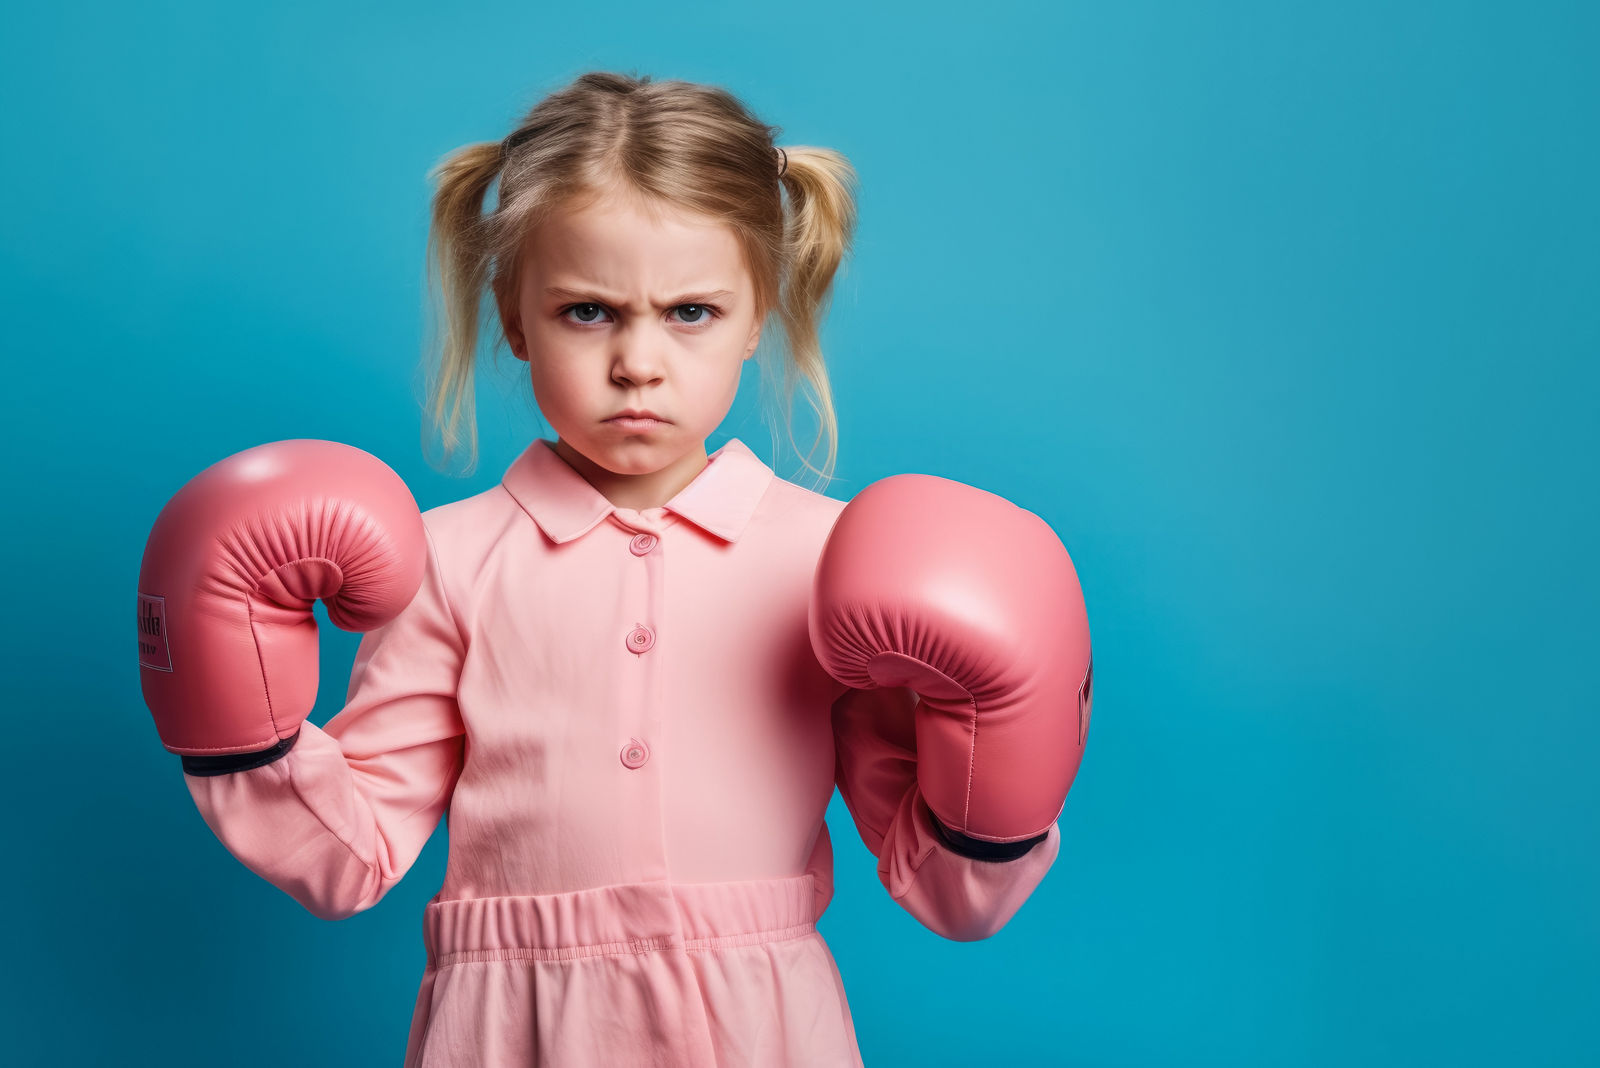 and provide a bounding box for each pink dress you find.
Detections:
[183,437,1062,1066]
